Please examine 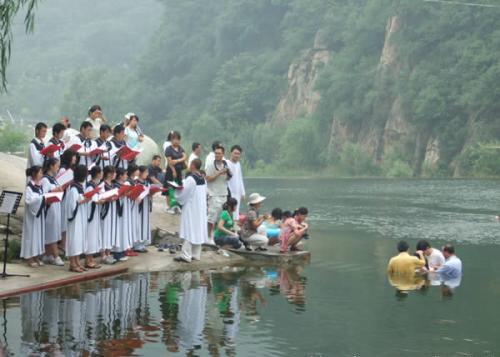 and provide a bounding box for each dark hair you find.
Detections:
[211,141,221,151]
[115,167,127,179]
[223,197,238,211]
[103,165,116,179]
[100,124,111,133]
[127,163,139,177]
[52,123,66,135]
[74,164,88,183]
[43,157,59,174]
[231,145,243,153]
[113,124,125,136]
[80,121,93,131]
[169,130,181,140]
[152,154,161,161]
[282,210,293,219]
[191,158,202,170]
[88,105,102,116]
[26,165,42,178]
[60,150,77,169]
[443,244,455,255]
[416,240,430,251]
[214,145,225,154]
[89,166,102,179]
[192,142,201,151]
[397,241,409,253]
[139,165,148,174]
[271,208,283,220]
[130,114,139,122]
[294,207,308,216]
[35,122,47,132]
